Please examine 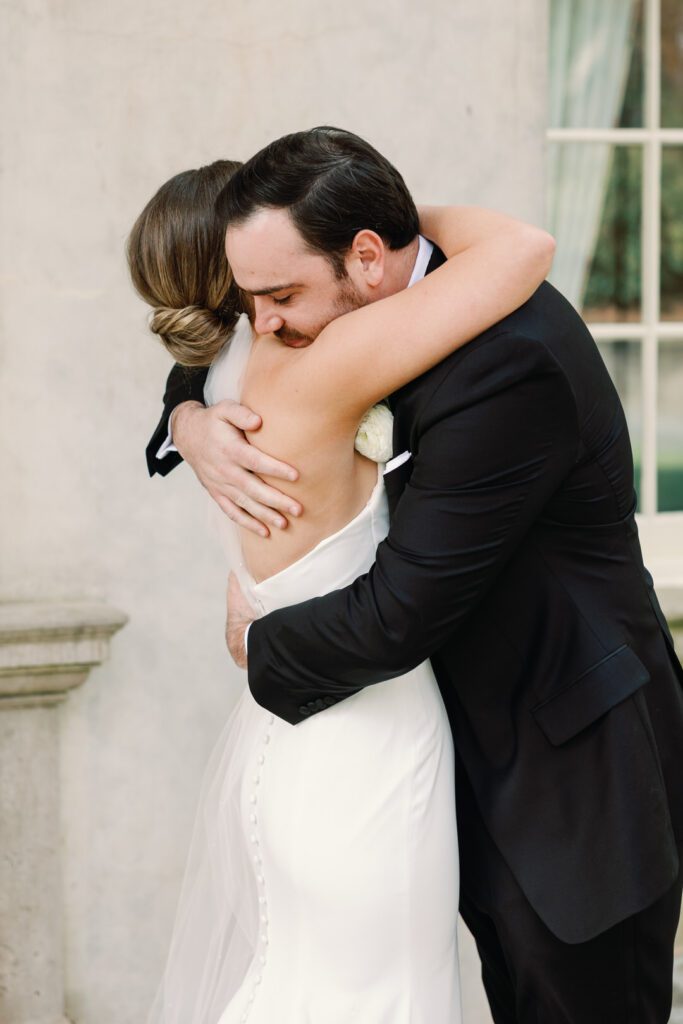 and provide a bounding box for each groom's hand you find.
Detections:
[226,572,255,669]
[172,400,302,537]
